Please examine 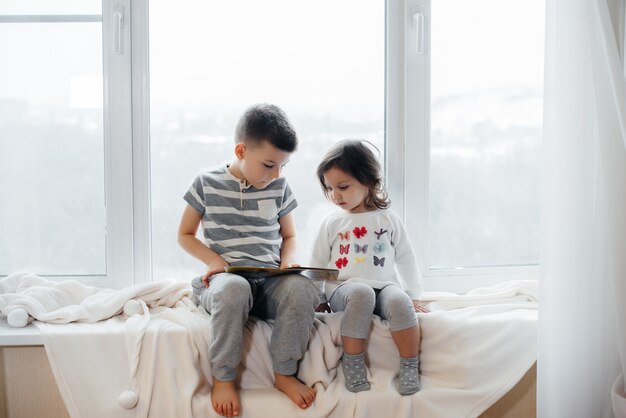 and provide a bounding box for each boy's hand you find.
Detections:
[412,300,429,313]
[202,260,229,287]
